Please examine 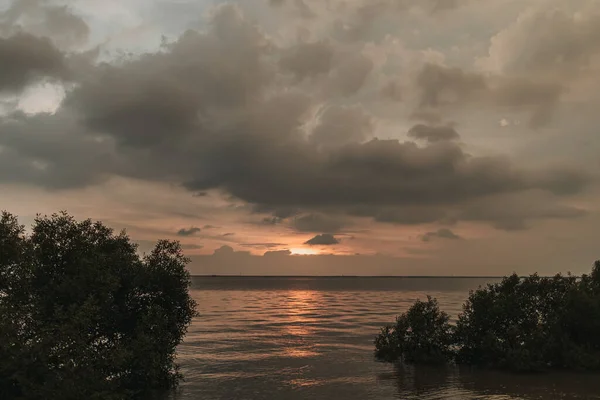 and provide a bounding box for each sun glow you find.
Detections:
[290,247,319,255]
